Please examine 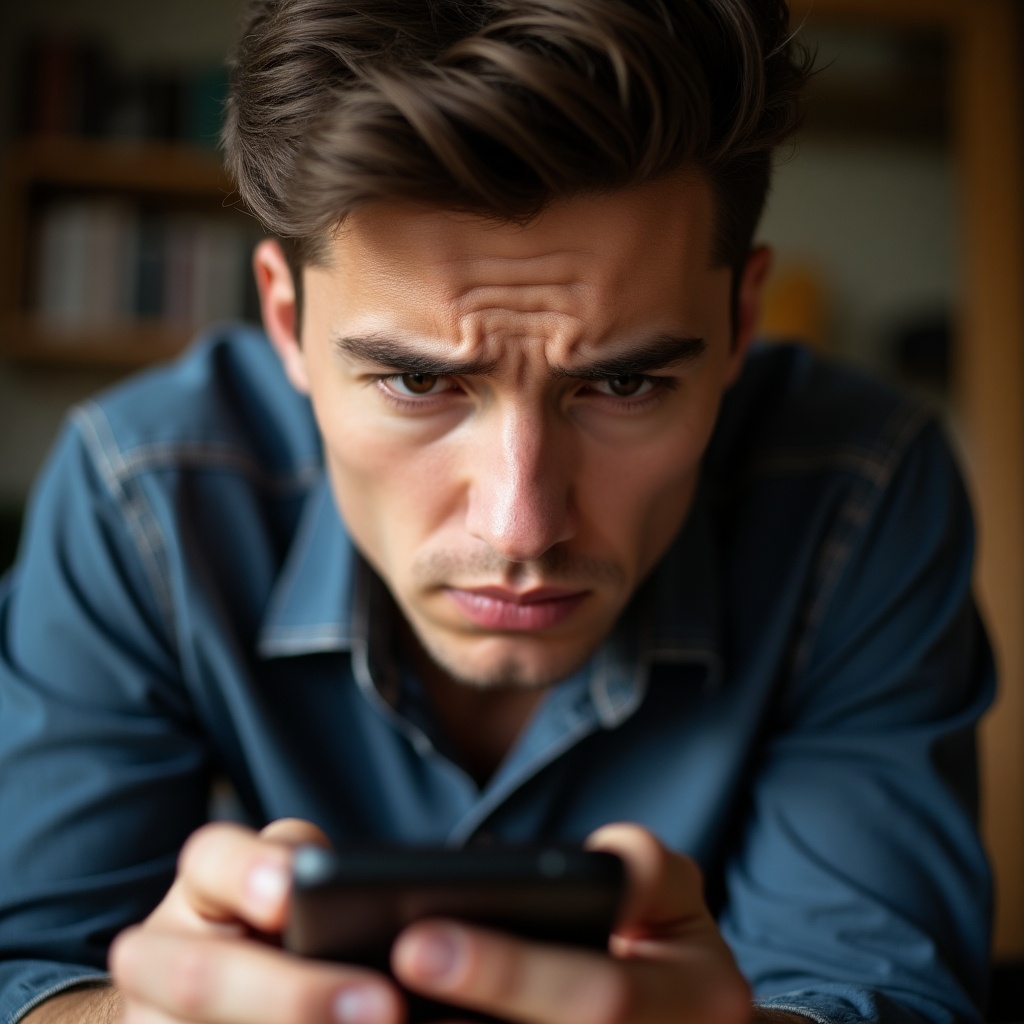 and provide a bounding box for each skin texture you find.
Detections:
[24,178,815,1024]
